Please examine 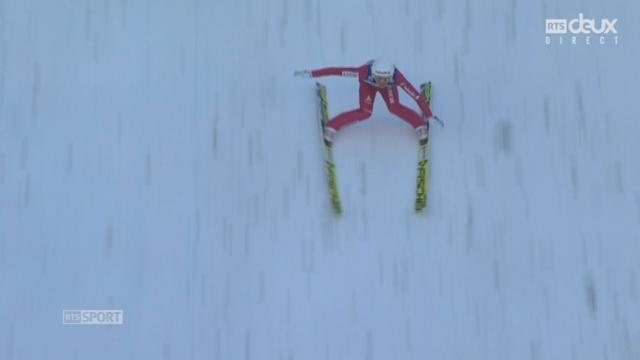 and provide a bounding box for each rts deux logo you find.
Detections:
[545,13,619,46]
